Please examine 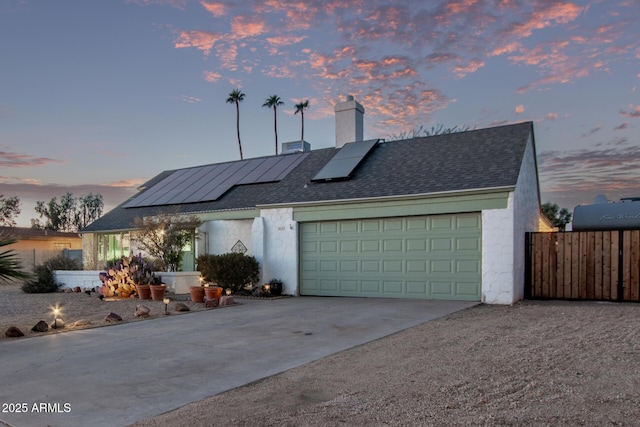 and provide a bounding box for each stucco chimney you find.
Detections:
[334,95,364,148]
